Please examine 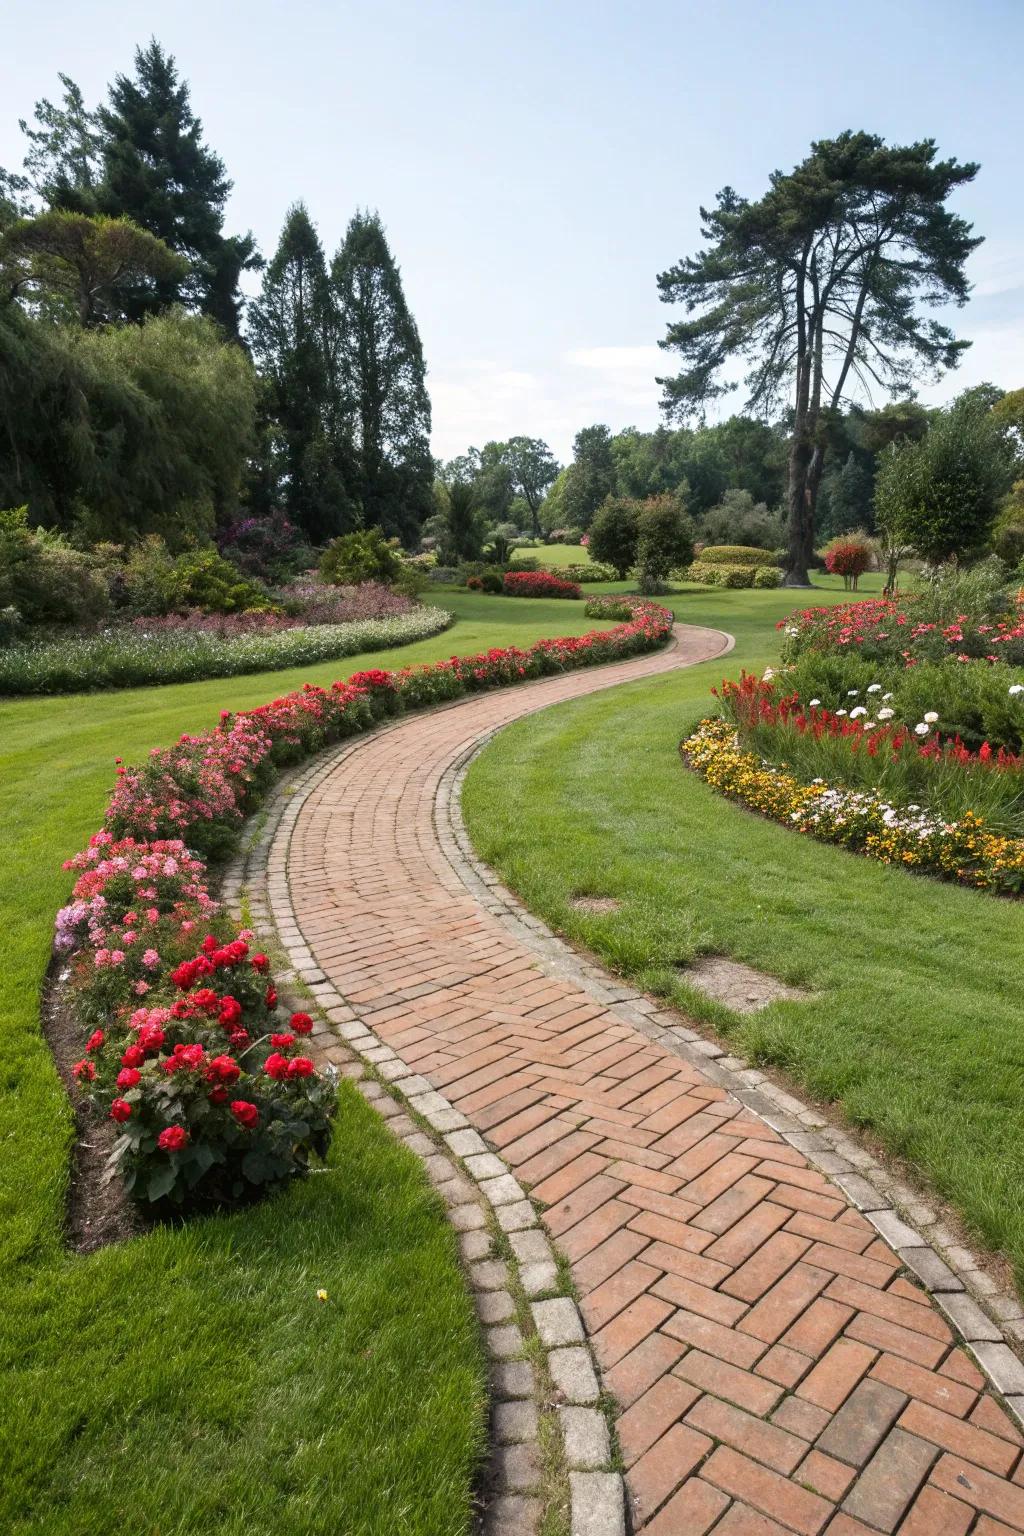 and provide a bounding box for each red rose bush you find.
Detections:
[502,570,582,599]
[59,600,672,1208]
